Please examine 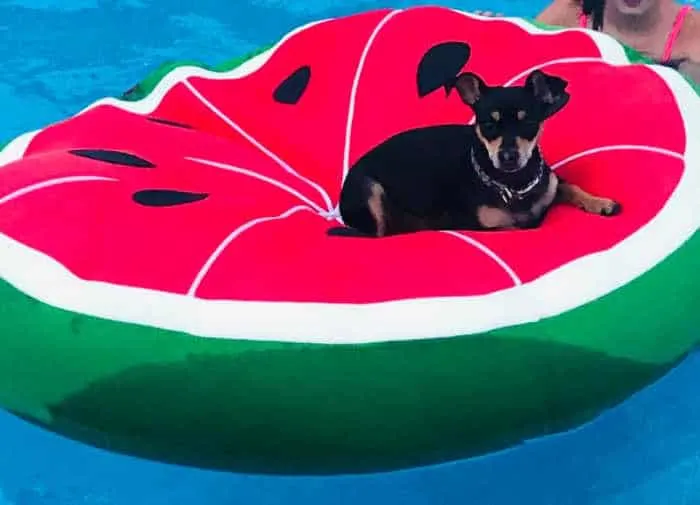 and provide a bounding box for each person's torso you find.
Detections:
[578,3,695,64]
